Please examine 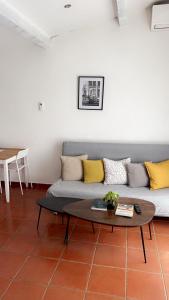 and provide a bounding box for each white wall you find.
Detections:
[1,8,169,183]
